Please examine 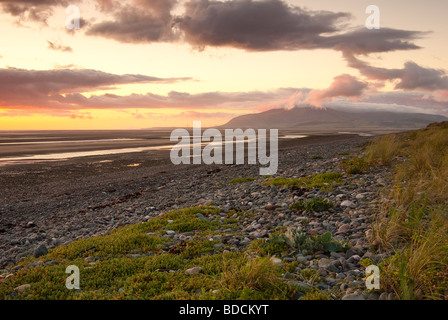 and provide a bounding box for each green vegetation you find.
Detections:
[251,234,290,256]
[260,229,349,255]
[228,177,257,184]
[285,229,349,253]
[366,122,448,300]
[263,172,343,191]
[305,198,334,212]
[290,198,334,213]
[0,206,292,300]
[289,201,305,212]
[364,134,401,166]
[312,155,323,160]
[341,157,370,174]
[301,289,332,300]
[300,269,320,284]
